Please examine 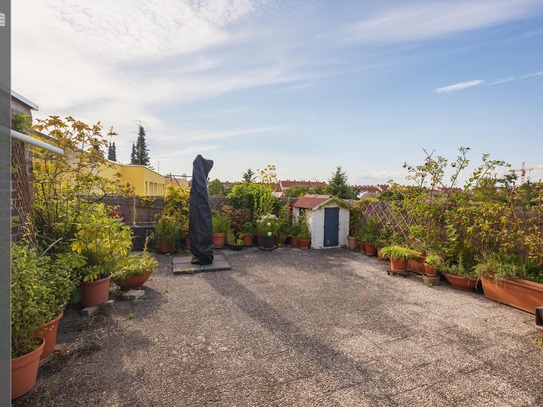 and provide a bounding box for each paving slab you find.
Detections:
[172,254,231,274]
